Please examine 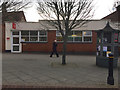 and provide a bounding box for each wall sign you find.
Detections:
[12,23,16,29]
[103,46,107,51]
[7,37,10,40]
